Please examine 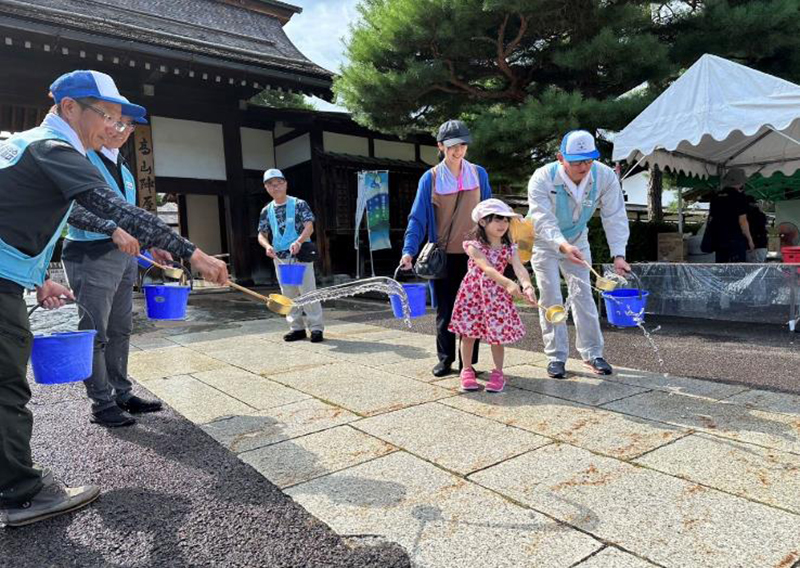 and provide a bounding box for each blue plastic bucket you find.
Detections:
[31,330,97,385]
[278,264,306,286]
[390,283,427,319]
[602,289,649,327]
[144,284,190,320]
